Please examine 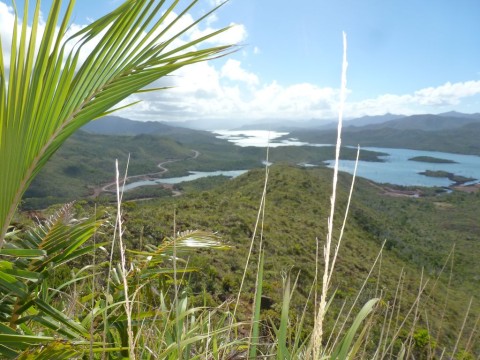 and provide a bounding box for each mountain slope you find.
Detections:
[82,115,215,139]
[290,121,480,155]
[361,113,480,131]
[123,165,479,353]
